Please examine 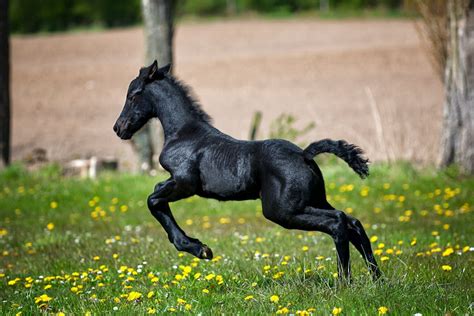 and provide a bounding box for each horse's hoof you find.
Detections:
[199,245,213,260]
